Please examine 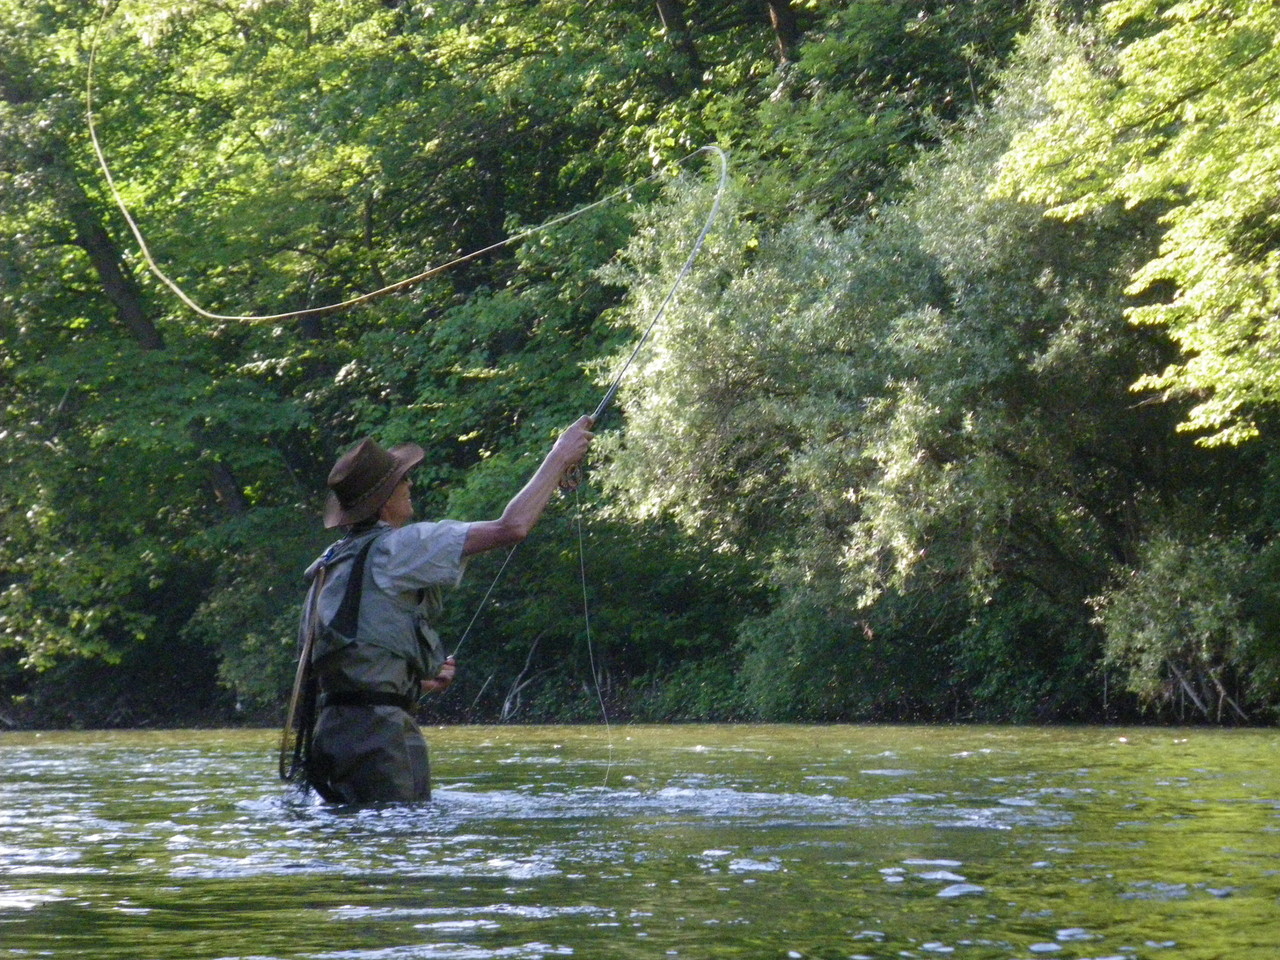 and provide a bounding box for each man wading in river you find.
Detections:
[298,416,594,804]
